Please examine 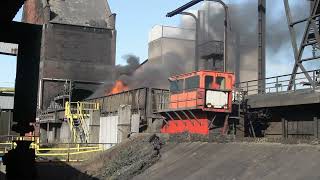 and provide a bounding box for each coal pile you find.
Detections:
[80,134,162,180]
